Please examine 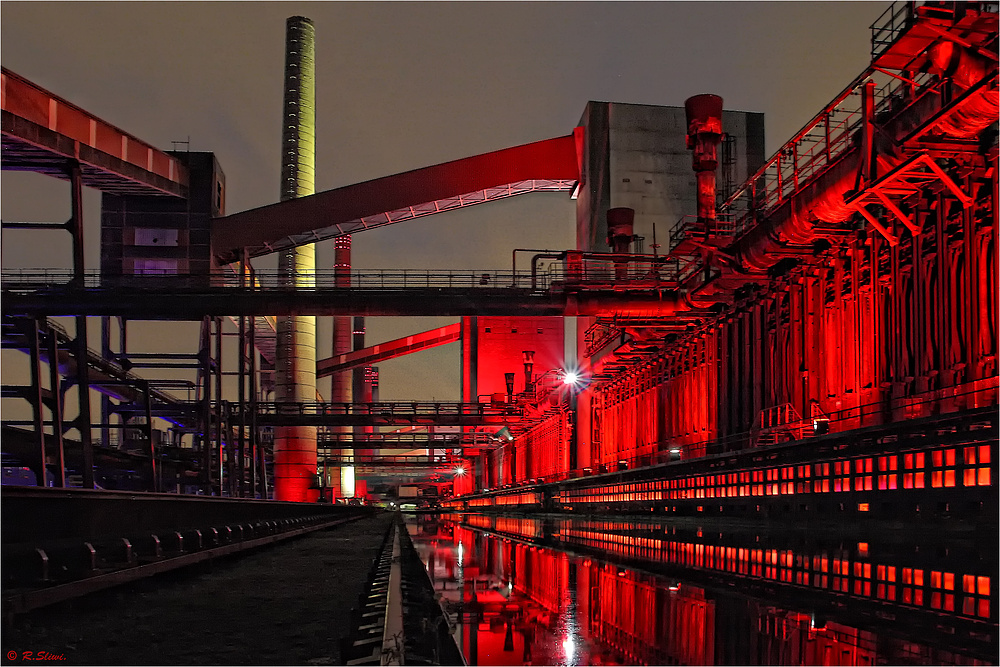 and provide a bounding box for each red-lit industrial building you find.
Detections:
[1,3,997,664]
[1,2,996,517]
